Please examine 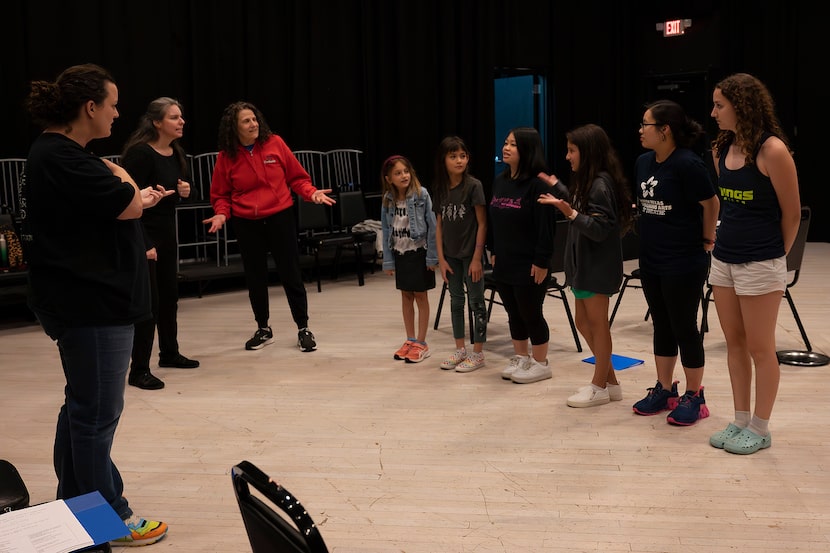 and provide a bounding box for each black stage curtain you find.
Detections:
[1,1,825,239]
